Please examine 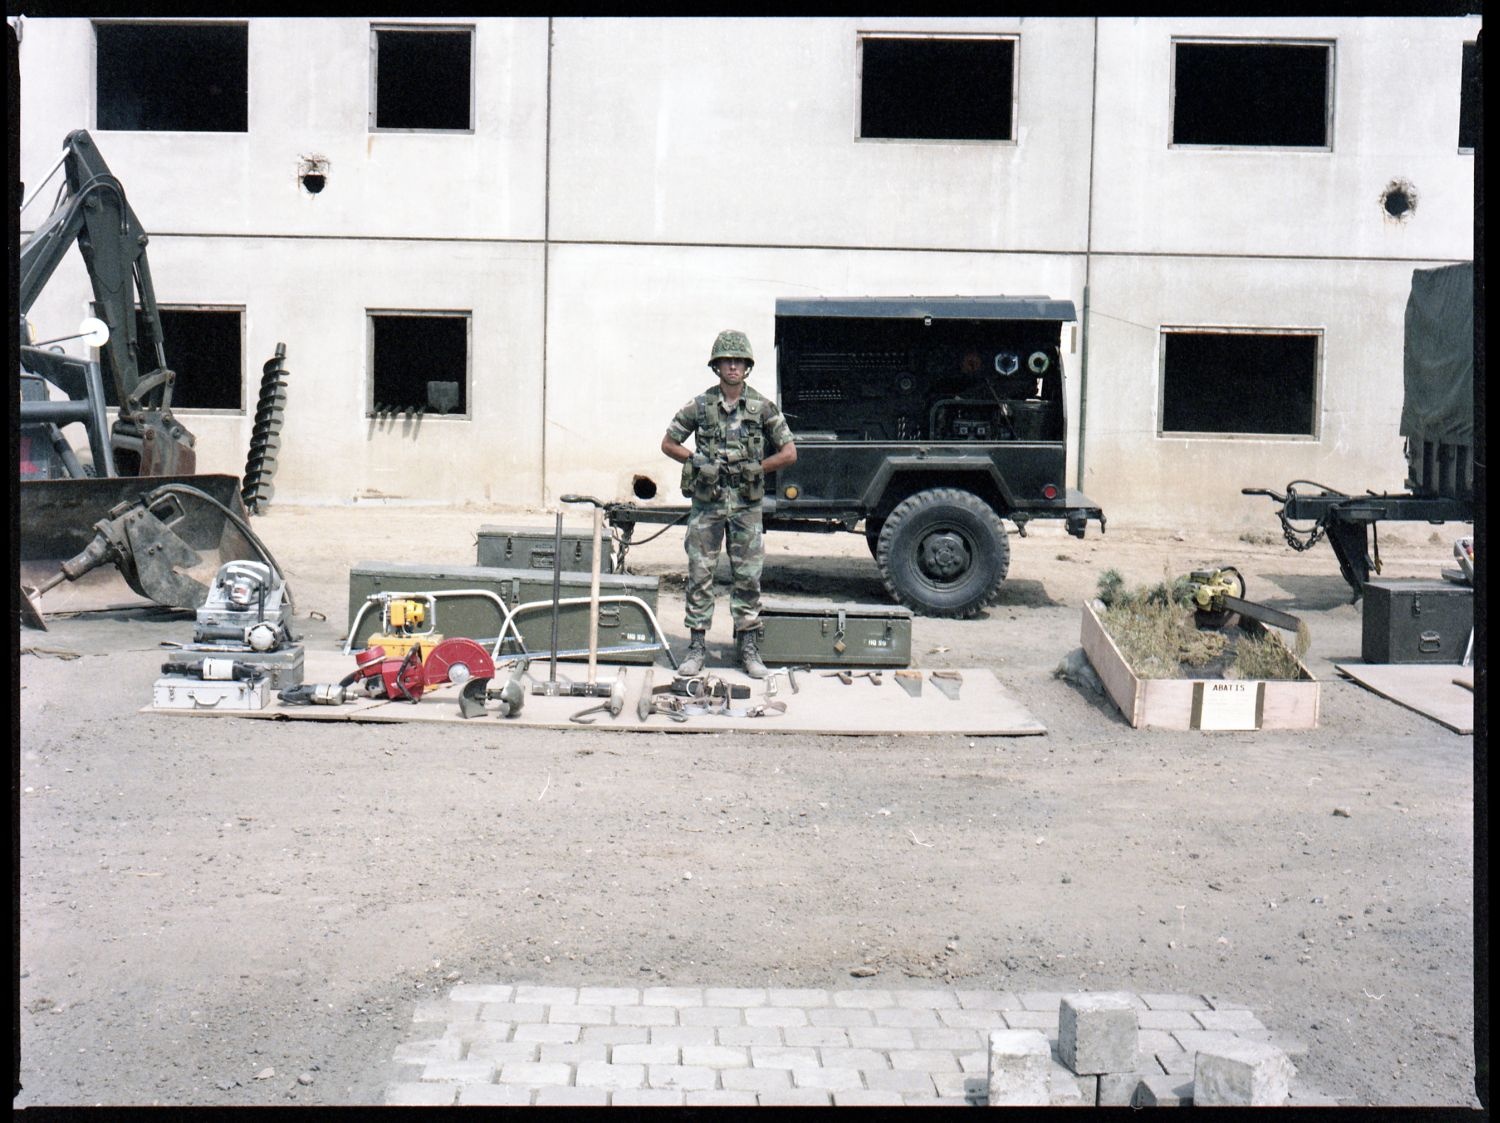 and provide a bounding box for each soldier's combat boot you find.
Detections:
[678,630,708,677]
[737,629,769,680]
